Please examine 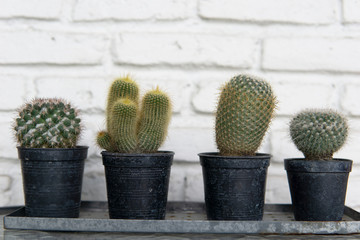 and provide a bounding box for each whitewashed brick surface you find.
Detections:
[0,0,62,19]
[0,31,106,65]
[114,33,257,67]
[199,0,338,24]
[74,0,189,21]
[1,0,360,211]
[263,38,360,73]
[343,0,360,23]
